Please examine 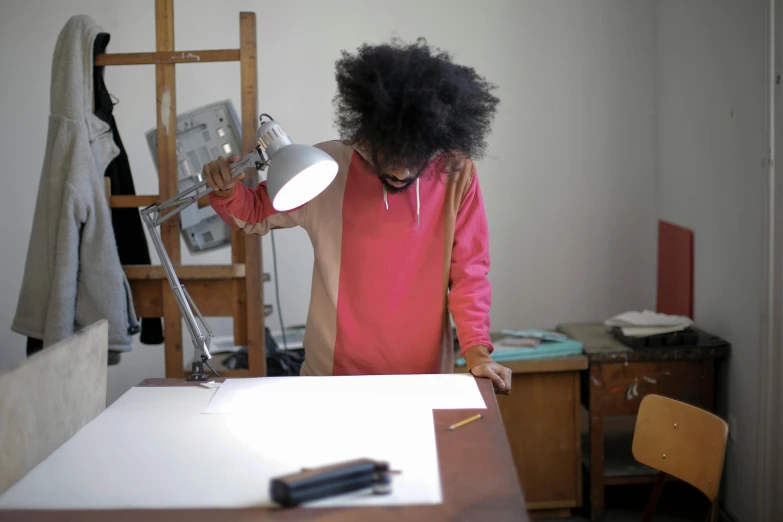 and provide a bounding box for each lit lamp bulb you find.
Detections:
[255,119,338,211]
